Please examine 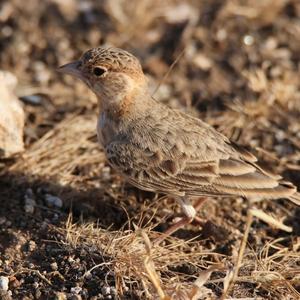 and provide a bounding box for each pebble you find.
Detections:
[101,286,116,298]
[0,276,9,291]
[33,282,39,289]
[243,34,254,46]
[45,194,63,208]
[193,53,212,71]
[101,166,111,181]
[24,188,36,214]
[50,262,58,271]
[27,240,36,252]
[70,286,82,294]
